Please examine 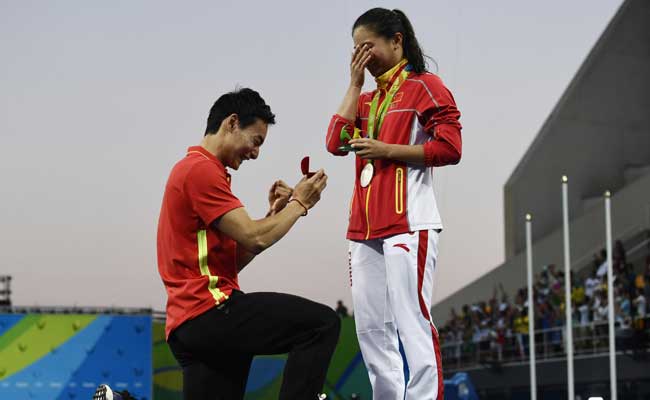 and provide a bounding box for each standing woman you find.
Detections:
[325,8,462,400]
